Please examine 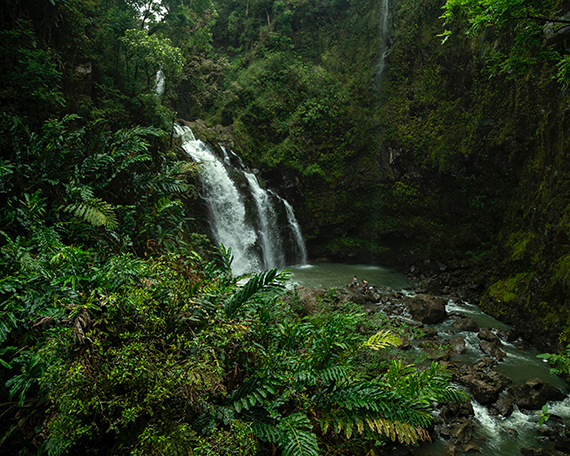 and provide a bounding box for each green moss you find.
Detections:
[482,273,533,319]
[507,231,539,262]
